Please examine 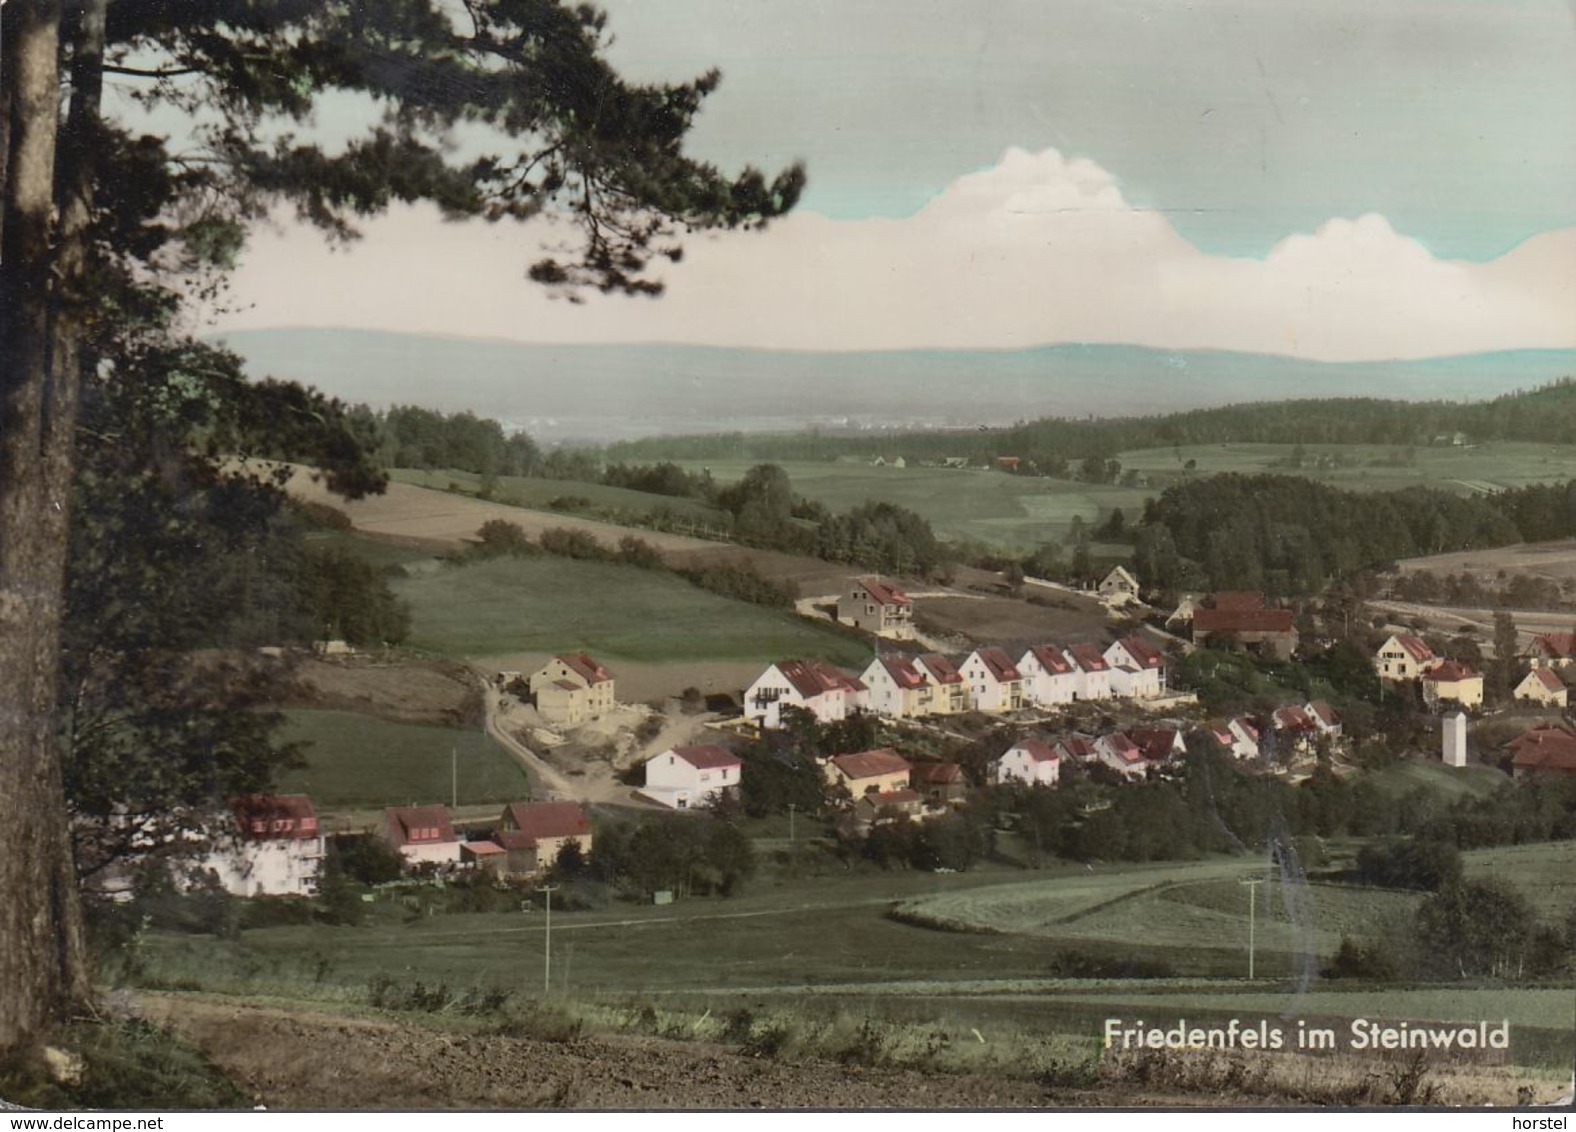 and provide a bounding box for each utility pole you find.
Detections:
[451,745,457,809]
[1241,876,1263,980]
[787,802,797,844]
[537,883,559,994]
